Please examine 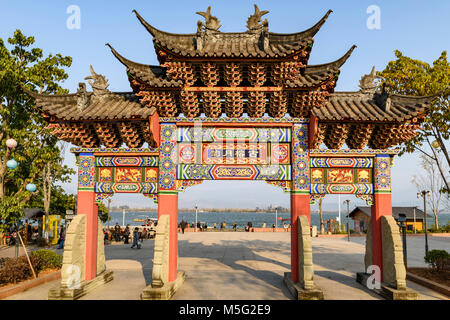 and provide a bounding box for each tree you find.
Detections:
[97,202,111,224]
[412,154,448,229]
[377,50,450,194]
[0,30,72,231]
